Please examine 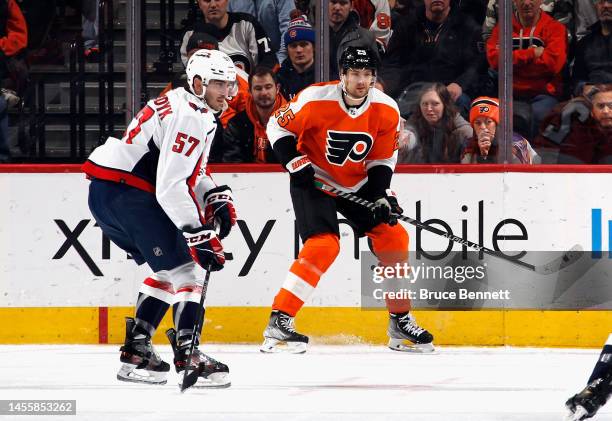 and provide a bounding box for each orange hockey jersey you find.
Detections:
[266,81,400,192]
